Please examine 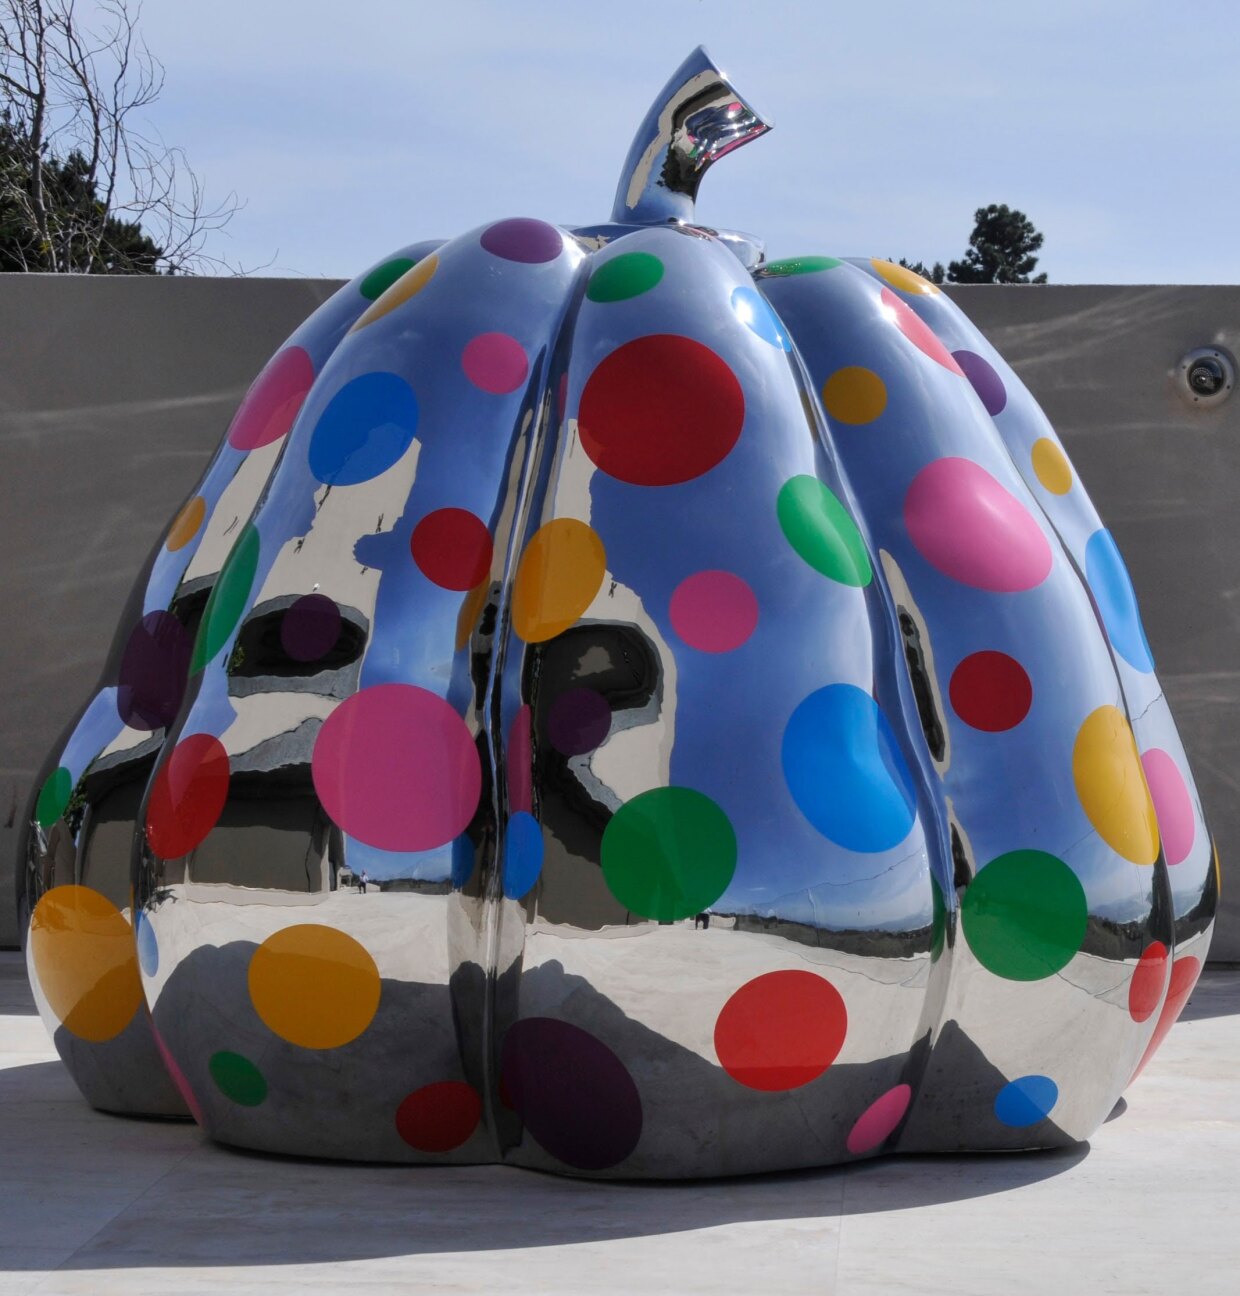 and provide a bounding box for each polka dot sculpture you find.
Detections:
[20,46,1217,1178]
